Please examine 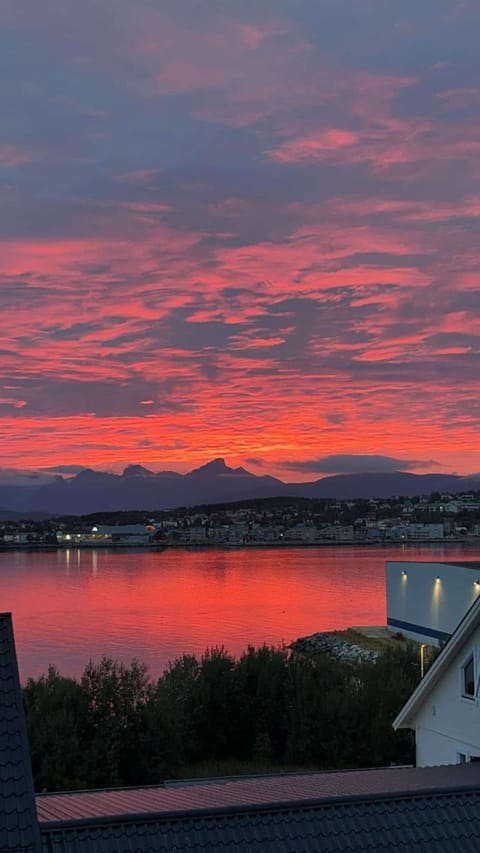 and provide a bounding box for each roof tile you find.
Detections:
[36,763,480,822]
[37,788,480,852]
[0,612,42,853]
